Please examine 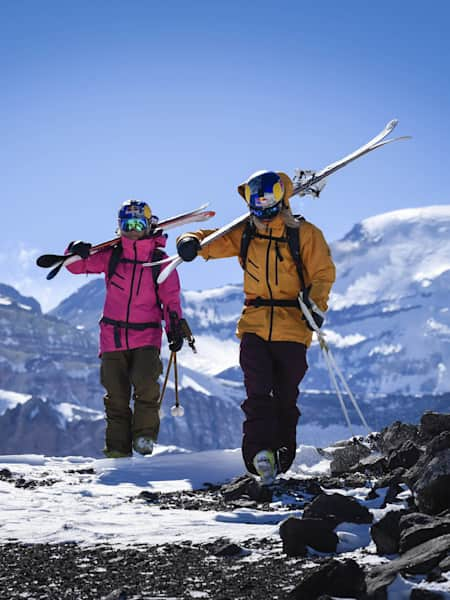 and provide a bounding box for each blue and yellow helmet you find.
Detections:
[241,171,285,220]
[118,200,152,233]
